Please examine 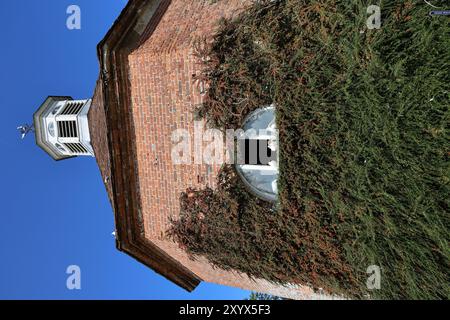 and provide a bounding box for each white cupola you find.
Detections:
[33,96,94,160]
